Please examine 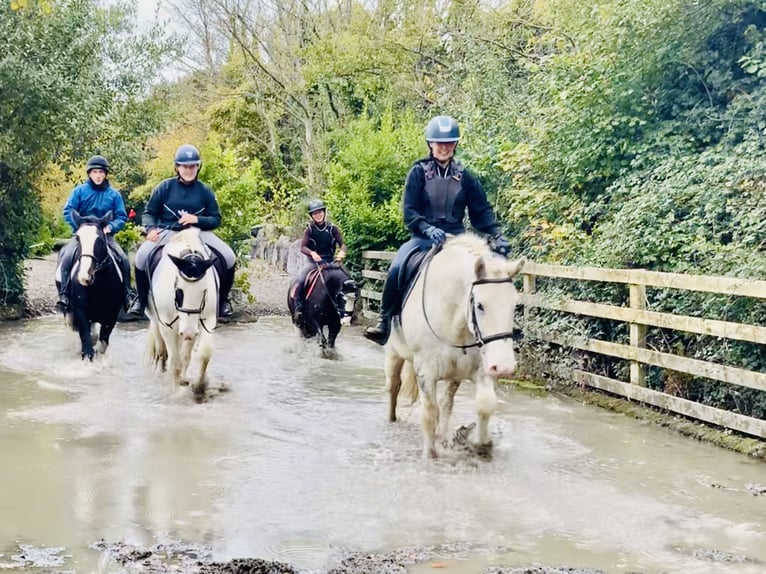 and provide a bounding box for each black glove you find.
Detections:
[423,225,447,246]
[492,234,511,257]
